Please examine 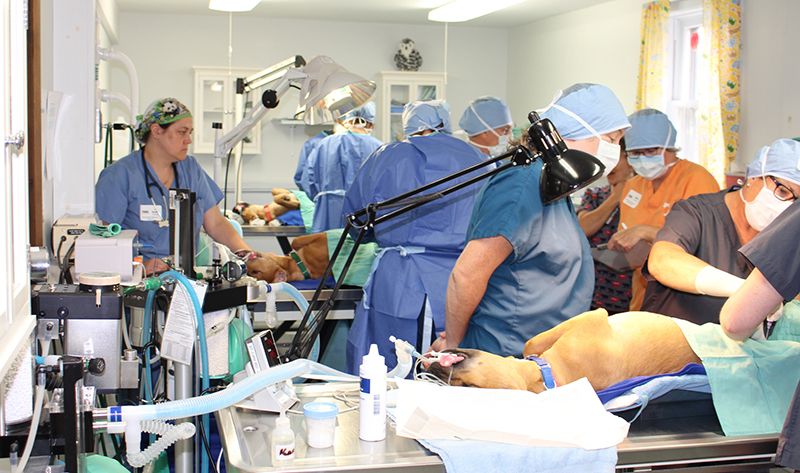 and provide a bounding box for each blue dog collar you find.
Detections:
[526,355,556,390]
